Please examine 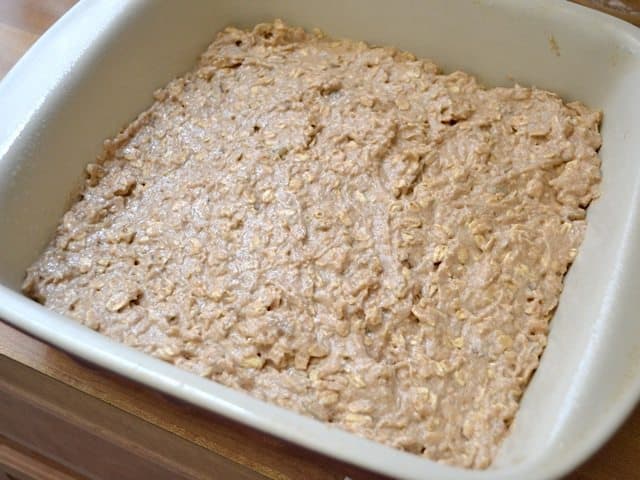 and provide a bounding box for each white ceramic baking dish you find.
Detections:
[1,1,639,478]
